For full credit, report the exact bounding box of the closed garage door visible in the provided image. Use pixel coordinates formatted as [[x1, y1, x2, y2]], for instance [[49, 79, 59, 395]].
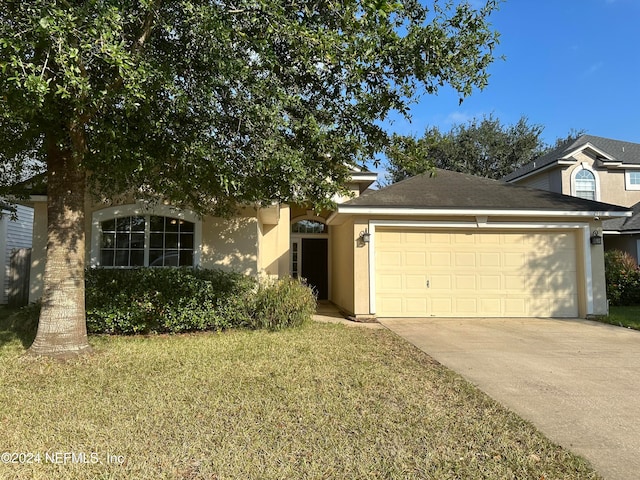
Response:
[[375, 229, 579, 318]]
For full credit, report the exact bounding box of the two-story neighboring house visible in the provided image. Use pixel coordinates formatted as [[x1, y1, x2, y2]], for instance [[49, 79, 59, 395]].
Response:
[[504, 135, 640, 262]]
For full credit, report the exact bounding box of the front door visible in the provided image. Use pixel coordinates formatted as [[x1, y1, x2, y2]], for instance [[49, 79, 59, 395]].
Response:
[[291, 237, 329, 300], [301, 238, 328, 300]]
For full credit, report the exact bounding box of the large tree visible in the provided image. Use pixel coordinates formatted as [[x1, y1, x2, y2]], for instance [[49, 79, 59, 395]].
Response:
[[385, 114, 546, 183], [0, 0, 500, 358]]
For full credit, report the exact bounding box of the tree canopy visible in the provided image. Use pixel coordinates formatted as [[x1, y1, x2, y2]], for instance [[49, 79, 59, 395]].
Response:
[[0, 0, 501, 357], [1, 0, 501, 212], [384, 114, 549, 183]]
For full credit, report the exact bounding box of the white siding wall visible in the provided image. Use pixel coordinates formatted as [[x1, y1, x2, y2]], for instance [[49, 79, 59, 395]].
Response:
[[1, 204, 34, 304]]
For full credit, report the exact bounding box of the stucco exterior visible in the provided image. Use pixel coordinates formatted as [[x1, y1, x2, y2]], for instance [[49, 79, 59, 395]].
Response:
[[25, 166, 619, 319], [506, 135, 640, 268], [28, 198, 286, 303], [327, 213, 609, 318]]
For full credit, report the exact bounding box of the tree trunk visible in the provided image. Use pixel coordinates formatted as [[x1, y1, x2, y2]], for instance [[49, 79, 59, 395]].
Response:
[[27, 132, 91, 359]]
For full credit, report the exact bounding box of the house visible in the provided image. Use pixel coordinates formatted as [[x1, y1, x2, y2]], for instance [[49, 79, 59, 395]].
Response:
[[504, 135, 640, 262], [25, 168, 629, 319], [0, 202, 34, 304]]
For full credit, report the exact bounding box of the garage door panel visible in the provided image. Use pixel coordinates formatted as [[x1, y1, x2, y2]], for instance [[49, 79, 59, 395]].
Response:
[[406, 298, 428, 314], [378, 273, 402, 290], [551, 297, 580, 316], [480, 298, 502, 315], [455, 298, 478, 314], [505, 252, 526, 267], [453, 233, 475, 244], [430, 252, 452, 267], [430, 274, 452, 289], [480, 252, 501, 267], [375, 229, 579, 318], [504, 275, 526, 291], [455, 252, 476, 267], [504, 297, 527, 316], [406, 274, 427, 290], [406, 251, 427, 266], [377, 296, 402, 316], [431, 297, 453, 314], [478, 233, 501, 244], [455, 275, 476, 290], [378, 251, 402, 266], [429, 233, 452, 244], [479, 275, 501, 290]]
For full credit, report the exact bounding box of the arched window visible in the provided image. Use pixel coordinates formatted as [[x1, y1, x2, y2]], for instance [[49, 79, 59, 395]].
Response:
[[99, 215, 195, 267], [291, 219, 327, 234], [92, 205, 200, 268], [574, 169, 596, 200]]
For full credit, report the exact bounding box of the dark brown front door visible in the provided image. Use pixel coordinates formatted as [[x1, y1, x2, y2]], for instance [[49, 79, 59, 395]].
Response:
[[301, 238, 328, 300]]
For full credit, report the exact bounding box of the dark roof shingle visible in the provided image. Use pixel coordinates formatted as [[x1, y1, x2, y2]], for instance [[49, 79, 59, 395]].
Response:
[[504, 135, 640, 182], [343, 169, 629, 214]]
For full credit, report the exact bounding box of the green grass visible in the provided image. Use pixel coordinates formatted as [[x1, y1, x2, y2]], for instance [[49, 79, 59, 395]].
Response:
[[594, 305, 640, 330], [0, 306, 601, 479]]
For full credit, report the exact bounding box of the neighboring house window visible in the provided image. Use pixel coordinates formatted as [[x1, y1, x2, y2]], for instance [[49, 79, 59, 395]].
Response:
[[625, 170, 640, 190], [571, 165, 599, 201], [91, 204, 201, 268], [575, 170, 596, 200], [100, 215, 195, 267]]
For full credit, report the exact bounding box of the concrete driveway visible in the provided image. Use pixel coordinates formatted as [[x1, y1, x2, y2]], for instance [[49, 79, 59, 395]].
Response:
[[378, 317, 640, 480]]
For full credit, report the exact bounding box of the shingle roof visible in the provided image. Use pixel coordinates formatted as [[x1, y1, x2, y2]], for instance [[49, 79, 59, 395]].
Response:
[[503, 135, 640, 182], [342, 169, 629, 214], [603, 201, 640, 232]]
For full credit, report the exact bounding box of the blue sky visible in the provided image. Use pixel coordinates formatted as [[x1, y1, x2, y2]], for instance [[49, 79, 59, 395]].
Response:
[[385, 0, 640, 147]]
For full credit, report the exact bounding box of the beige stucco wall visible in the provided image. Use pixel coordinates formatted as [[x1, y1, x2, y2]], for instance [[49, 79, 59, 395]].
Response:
[[587, 221, 608, 316], [257, 205, 290, 278], [200, 213, 258, 274], [352, 218, 371, 316], [332, 213, 609, 318], [28, 198, 262, 302], [559, 151, 640, 207], [329, 218, 355, 314]]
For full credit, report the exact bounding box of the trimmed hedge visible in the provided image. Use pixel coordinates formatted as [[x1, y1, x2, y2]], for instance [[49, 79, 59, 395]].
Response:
[[604, 250, 640, 306], [84, 268, 316, 334]]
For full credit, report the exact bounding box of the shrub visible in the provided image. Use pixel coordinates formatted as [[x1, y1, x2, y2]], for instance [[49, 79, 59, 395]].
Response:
[[85, 268, 257, 334], [247, 276, 317, 331], [21, 269, 316, 335], [604, 250, 640, 306], [84, 268, 315, 334]]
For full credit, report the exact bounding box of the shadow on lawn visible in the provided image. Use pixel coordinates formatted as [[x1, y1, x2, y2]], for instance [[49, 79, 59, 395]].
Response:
[[0, 306, 38, 349]]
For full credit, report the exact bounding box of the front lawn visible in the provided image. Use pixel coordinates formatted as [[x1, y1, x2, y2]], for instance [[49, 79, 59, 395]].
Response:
[[0, 307, 600, 479], [594, 305, 640, 330]]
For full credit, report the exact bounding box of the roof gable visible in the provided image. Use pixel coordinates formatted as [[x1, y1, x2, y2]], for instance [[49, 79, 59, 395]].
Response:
[[504, 135, 640, 182]]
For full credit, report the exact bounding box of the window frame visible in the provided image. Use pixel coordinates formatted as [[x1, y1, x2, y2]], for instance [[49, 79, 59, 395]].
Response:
[[570, 163, 600, 201], [90, 204, 201, 268], [625, 170, 640, 191]]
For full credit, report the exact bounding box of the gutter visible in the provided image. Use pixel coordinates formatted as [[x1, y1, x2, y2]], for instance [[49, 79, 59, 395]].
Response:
[[335, 206, 632, 218]]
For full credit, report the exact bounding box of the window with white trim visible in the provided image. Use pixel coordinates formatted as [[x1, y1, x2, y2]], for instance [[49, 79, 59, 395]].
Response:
[[574, 169, 596, 200], [625, 170, 640, 190], [100, 215, 195, 267], [291, 220, 327, 234]]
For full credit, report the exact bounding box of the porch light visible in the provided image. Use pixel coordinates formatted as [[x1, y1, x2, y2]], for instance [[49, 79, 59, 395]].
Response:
[[359, 229, 371, 243], [590, 231, 602, 245]]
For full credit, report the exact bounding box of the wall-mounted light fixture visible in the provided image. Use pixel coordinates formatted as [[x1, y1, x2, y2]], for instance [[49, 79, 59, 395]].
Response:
[[359, 229, 371, 243], [590, 231, 602, 245]]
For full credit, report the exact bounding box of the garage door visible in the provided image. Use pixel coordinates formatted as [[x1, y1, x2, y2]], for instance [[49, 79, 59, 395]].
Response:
[[375, 229, 579, 318]]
